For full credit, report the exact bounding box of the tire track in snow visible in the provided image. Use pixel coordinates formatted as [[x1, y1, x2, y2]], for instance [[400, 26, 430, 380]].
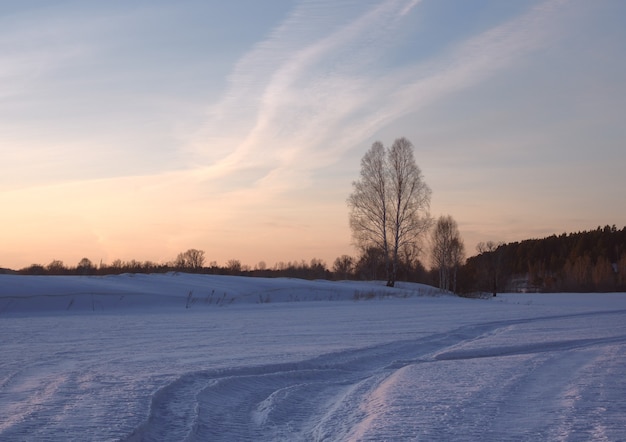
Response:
[[118, 313, 575, 440], [434, 334, 626, 361], [547, 344, 626, 441], [0, 350, 154, 440], [329, 338, 626, 440], [122, 309, 626, 441], [347, 312, 626, 441]]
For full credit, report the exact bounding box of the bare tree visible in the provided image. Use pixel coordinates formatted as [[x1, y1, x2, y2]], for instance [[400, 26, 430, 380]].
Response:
[[348, 141, 390, 281], [399, 242, 425, 281], [76, 257, 95, 275], [256, 261, 267, 271], [388, 138, 432, 285], [226, 259, 242, 274], [46, 260, 65, 274], [348, 138, 431, 287], [431, 215, 465, 293], [333, 255, 354, 280], [175, 249, 206, 270], [186, 249, 205, 269], [355, 247, 386, 281]]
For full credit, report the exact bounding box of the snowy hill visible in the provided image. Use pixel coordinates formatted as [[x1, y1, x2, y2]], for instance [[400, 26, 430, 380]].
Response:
[[0, 273, 438, 314]]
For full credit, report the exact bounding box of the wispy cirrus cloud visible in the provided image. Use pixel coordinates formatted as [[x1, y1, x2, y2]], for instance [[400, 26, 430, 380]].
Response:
[[190, 0, 568, 198], [0, 27, 85, 100], [190, 0, 424, 184]]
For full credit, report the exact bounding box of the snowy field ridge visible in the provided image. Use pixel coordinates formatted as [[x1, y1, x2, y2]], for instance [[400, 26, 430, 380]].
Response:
[[0, 273, 436, 313], [1, 274, 625, 441]]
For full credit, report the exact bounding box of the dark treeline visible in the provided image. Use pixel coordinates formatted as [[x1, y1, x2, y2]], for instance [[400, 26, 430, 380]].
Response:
[[9, 225, 626, 293], [11, 247, 431, 283], [13, 255, 335, 280], [459, 225, 626, 294]]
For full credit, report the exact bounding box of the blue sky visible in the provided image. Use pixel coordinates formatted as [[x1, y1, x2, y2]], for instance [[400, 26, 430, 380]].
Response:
[[1, 0, 625, 269]]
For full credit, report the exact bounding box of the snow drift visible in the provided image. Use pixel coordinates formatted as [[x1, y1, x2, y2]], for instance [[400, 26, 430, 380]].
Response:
[[0, 273, 436, 313]]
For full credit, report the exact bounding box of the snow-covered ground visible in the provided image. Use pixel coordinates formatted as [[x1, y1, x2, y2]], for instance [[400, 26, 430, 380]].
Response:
[[1, 273, 625, 441]]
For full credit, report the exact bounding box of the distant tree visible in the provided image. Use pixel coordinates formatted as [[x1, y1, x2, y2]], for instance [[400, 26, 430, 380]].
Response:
[[174, 253, 187, 269], [76, 257, 95, 275], [431, 215, 465, 293], [476, 241, 505, 296], [309, 258, 328, 279], [396, 242, 430, 283], [186, 249, 205, 269], [226, 259, 242, 274], [354, 247, 386, 281], [333, 255, 354, 280], [592, 256, 614, 291], [109, 259, 124, 270], [46, 260, 65, 274], [563, 254, 592, 291], [175, 249, 205, 270], [22, 264, 46, 275], [348, 137, 431, 287]]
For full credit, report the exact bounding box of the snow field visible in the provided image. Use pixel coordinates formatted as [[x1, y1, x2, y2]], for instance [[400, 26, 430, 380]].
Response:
[[1, 274, 625, 441]]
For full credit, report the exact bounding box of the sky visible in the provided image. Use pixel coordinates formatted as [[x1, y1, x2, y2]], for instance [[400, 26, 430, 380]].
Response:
[[1, 0, 625, 270]]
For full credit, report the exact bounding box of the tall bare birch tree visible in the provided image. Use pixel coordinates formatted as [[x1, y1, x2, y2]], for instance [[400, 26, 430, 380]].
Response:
[[431, 215, 465, 293], [348, 138, 431, 287]]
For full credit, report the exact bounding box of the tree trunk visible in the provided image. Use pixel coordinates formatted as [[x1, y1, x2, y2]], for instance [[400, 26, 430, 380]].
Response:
[[387, 257, 397, 287]]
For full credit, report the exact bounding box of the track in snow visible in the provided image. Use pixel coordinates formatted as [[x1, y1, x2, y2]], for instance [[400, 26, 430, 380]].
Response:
[[124, 310, 626, 441]]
